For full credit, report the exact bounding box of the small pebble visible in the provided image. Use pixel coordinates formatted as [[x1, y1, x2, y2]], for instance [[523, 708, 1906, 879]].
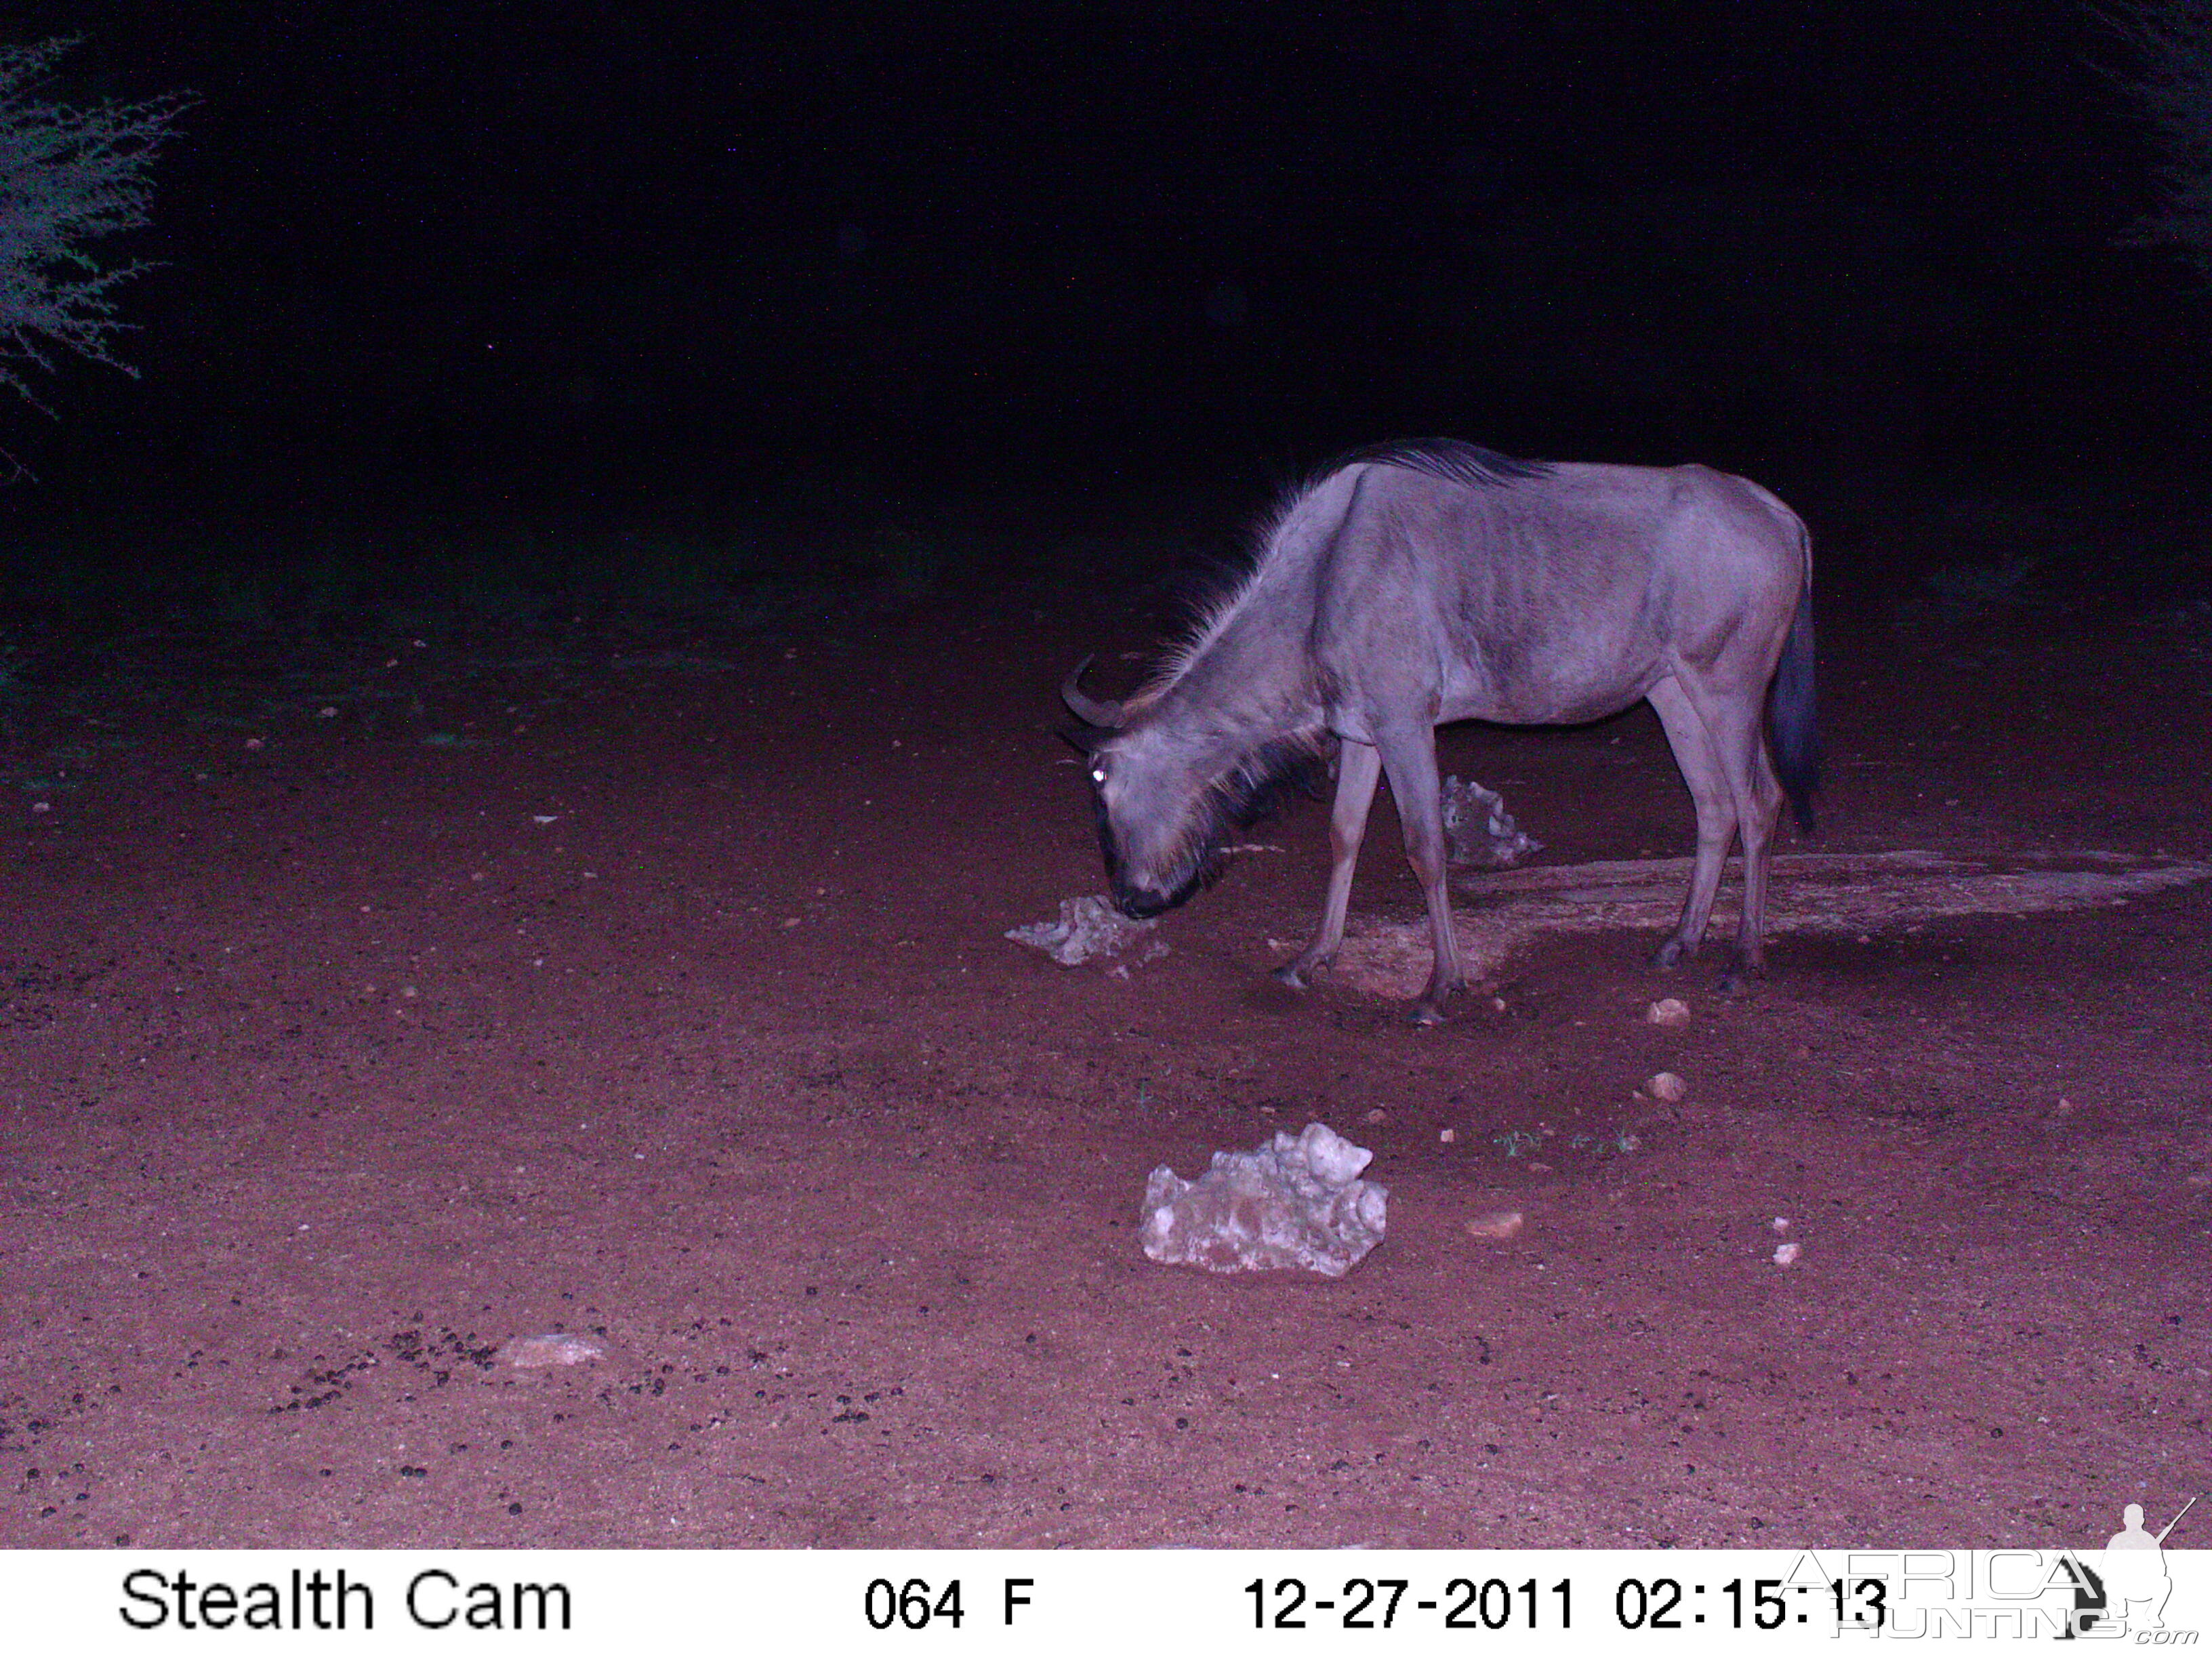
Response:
[[1646, 997, 1691, 1027], [1465, 1210, 1525, 1242], [1437, 1127, 1456, 1145], [1646, 1071, 1687, 1103], [1773, 1242, 1801, 1267], [1771, 1216, 1793, 1233]]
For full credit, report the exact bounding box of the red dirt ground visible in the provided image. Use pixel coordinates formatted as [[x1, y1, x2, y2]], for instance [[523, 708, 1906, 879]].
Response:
[[2, 525, 2207, 1551]]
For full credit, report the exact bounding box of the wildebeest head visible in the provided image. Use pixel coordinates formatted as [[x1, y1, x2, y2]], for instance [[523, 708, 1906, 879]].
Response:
[[1064, 659, 1324, 920]]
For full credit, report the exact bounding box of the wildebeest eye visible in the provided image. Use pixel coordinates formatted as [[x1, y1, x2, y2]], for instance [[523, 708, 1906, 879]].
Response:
[[1090, 762, 1108, 785]]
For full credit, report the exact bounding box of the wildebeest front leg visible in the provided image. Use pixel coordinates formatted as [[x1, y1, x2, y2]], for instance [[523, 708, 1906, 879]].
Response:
[[1275, 739, 1382, 989], [1376, 725, 1465, 1024], [1645, 676, 1738, 968]]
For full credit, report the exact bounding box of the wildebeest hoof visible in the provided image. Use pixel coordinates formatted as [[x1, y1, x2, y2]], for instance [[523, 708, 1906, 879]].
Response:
[[1410, 978, 1465, 1025], [1272, 962, 1313, 990], [1716, 957, 1763, 995], [1653, 937, 1690, 969]]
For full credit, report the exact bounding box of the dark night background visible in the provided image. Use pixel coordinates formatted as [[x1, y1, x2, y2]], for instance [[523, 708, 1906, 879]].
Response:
[[7, 1, 2205, 598]]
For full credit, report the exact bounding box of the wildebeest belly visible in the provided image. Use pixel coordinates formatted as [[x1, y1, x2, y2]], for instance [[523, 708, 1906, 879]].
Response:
[[1437, 631, 1665, 726]]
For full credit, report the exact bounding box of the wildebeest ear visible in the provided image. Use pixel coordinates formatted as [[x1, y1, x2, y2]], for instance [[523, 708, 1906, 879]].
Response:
[[1057, 723, 1107, 755]]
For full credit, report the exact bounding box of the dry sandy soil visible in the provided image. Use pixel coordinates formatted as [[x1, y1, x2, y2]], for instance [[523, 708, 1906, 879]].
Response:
[[2, 508, 2207, 1551]]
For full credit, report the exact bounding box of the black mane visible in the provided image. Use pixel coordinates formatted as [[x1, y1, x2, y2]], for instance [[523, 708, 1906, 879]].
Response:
[[1170, 733, 1332, 902], [1180, 440, 1550, 656], [1334, 436, 1553, 489], [1212, 732, 1332, 834]]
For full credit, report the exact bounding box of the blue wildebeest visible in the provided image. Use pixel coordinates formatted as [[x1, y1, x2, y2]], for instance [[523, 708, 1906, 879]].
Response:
[[1064, 439, 1818, 1023]]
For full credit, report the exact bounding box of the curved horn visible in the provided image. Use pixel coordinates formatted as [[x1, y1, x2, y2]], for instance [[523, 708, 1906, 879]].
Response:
[[1061, 655, 1126, 729]]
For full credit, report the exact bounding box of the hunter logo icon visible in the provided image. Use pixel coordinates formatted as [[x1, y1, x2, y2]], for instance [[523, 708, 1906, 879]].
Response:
[[2078, 1494, 2200, 1637], [2104, 1496, 2198, 1632]]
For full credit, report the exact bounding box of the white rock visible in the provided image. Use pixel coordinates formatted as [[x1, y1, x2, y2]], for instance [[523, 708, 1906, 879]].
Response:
[[1140, 1122, 1388, 1278], [1646, 1070, 1687, 1103], [1772, 1242, 1801, 1267], [1006, 895, 1158, 966], [1646, 998, 1692, 1027], [1441, 777, 1543, 867], [496, 1333, 605, 1368]]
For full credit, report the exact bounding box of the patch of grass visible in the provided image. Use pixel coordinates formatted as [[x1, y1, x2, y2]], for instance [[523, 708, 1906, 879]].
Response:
[[1490, 1127, 1638, 1158], [1566, 1130, 1641, 1155]]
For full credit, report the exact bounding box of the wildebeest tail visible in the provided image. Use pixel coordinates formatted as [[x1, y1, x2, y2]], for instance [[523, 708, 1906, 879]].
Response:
[[1767, 556, 1819, 834]]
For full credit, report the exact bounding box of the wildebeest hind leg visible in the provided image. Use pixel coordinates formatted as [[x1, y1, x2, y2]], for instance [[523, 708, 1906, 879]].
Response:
[[1275, 739, 1382, 989], [1666, 673, 1784, 987], [1646, 677, 1738, 968], [1701, 691, 1785, 983]]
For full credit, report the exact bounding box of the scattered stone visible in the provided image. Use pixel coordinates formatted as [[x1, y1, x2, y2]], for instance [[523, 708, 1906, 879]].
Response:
[[1646, 1070, 1688, 1103], [496, 1333, 605, 1368], [1441, 777, 1542, 867], [1465, 1209, 1525, 1242], [1771, 1216, 1793, 1233], [1140, 1122, 1388, 1279], [1438, 1127, 1456, 1145], [1362, 1107, 1388, 1124], [1772, 1242, 1802, 1267], [1007, 895, 1159, 967], [1646, 998, 1692, 1027]]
